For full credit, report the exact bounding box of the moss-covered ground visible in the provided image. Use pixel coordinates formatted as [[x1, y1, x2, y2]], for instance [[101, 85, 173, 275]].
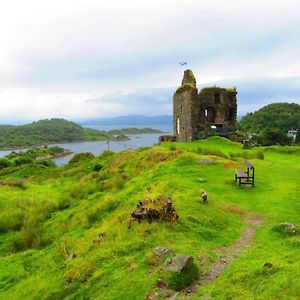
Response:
[[0, 137, 299, 299]]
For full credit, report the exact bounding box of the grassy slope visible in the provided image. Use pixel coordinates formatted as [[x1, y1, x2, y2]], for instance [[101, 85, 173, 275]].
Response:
[[0, 137, 299, 299]]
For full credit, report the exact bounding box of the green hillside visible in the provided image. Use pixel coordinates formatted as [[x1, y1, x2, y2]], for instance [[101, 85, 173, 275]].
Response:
[[238, 102, 300, 134], [0, 119, 126, 149], [0, 137, 299, 299]]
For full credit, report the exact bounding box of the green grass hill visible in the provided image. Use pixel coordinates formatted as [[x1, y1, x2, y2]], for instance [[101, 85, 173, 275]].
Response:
[[0, 137, 299, 299], [0, 119, 126, 149]]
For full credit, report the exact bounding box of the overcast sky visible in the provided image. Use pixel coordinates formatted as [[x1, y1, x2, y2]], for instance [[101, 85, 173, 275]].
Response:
[[0, 0, 300, 122]]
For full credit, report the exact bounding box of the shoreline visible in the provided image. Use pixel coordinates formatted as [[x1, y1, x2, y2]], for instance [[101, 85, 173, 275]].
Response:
[[0, 137, 131, 151]]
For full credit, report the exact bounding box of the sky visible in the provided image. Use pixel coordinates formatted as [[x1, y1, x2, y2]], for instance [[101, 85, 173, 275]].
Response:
[[0, 0, 300, 122]]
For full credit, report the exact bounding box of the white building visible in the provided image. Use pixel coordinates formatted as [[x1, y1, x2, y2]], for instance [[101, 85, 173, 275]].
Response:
[[287, 129, 298, 142]]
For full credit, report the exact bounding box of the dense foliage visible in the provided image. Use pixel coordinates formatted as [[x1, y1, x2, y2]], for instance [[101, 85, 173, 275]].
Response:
[[0, 137, 299, 299], [0, 146, 68, 170], [238, 102, 300, 134], [0, 119, 117, 149], [238, 102, 300, 146]]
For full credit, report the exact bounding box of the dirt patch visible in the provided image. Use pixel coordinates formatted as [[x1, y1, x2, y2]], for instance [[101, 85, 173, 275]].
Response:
[[223, 161, 242, 169], [185, 212, 263, 297]]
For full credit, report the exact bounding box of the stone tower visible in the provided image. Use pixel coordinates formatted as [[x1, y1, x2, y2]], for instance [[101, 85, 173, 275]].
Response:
[[173, 70, 237, 142]]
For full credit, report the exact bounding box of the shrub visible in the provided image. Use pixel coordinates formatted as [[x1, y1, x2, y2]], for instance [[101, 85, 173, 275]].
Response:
[[12, 219, 51, 251], [0, 158, 14, 169], [93, 164, 103, 172], [229, 151, 264, 160], [0, 210, 25, 233], [0, 179, 26, 189], [35, 159, 56, 167], [14, 156, 34, 165], [196, 147, 227, 158], [68, 152, 95, 164]]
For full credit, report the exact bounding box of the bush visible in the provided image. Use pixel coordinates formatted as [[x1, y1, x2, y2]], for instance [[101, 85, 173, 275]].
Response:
[[35, 159, 56, 167], [229, 151, 264, 160], [14, 156, 34, 165], [0, 158, 14, 169], [196, 147, 227, 158], [93, 164, 103, 171], [12, 219, 51, 251], [68, 152, 95, 164], [0, 210, 25, 233], [0, 179, 26, 189], [256, 130, 293, 146]]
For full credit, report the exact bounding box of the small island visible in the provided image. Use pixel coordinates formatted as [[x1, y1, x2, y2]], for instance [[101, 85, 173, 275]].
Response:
[[107, 127, 163, 135]]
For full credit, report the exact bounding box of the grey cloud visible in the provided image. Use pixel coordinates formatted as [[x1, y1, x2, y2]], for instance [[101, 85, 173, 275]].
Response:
[[84, 77, 300, 117]]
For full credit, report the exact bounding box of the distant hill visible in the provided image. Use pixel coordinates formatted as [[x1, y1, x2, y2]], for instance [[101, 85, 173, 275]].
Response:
[[77, 115, 173, 126], [107, 128, 163, 135], [238, 102, 300, 134], [0, 118, 125, 149]]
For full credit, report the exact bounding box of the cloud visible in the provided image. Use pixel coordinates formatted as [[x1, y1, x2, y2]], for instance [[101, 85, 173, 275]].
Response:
[[0, 0, 300, 121]]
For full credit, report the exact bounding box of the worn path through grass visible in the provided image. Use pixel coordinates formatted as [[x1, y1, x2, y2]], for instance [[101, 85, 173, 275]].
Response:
[[186, 212, 263, 297]]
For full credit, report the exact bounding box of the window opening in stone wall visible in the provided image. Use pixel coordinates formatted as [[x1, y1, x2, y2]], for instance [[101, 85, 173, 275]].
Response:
[[176, 118, 180, 135], [207, 107, 215, 123], [205, 109, 208, 117], [214, 93, 221, 104]]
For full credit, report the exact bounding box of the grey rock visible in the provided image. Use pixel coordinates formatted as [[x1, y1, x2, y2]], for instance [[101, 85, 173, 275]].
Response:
[[280, 222, 297, 233], [153, 247, 172, 259], [164, 254, 193, 274]]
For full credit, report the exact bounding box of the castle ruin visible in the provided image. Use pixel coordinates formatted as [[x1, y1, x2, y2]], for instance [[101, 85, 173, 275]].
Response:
[[173, 70, 237, 142]]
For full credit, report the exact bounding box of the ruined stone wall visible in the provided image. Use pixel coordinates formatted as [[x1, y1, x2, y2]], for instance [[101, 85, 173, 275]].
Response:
[[173, 70, 199, 142], [173, 87, 198, 142], [173, 70, 237, 141], [198, 87, 237, 130]]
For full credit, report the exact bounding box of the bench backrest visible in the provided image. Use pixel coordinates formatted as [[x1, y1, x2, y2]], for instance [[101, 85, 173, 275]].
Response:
[[244, 160, 254, 170]]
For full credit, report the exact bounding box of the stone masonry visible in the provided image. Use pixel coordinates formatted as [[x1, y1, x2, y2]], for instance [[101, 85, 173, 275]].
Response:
[[173, 70, 237, 142]]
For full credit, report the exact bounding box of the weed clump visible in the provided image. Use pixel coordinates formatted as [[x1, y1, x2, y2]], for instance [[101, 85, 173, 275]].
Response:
[[0, 179, 26, 189], [196, 147, 227, 158], [12, 220, 51, 251], [229, 151, 264, 160], [68, 152, 95, 165]]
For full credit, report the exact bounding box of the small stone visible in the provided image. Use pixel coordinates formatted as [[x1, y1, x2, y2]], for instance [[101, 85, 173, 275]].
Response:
[[263, 262, 273, 268], [156, 278, 166, 288], [280, 222, 297, 233], [160, 289, 171, 298], [153, 247, 172, 258], [93, 232, 105, 243]]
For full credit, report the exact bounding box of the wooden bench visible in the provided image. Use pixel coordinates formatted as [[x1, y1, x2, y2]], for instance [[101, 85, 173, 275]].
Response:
[[235, 160, 255, 187]]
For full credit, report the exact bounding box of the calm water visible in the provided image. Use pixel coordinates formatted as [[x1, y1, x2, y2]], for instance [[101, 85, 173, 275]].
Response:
[[0, 124, 172, 166]]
